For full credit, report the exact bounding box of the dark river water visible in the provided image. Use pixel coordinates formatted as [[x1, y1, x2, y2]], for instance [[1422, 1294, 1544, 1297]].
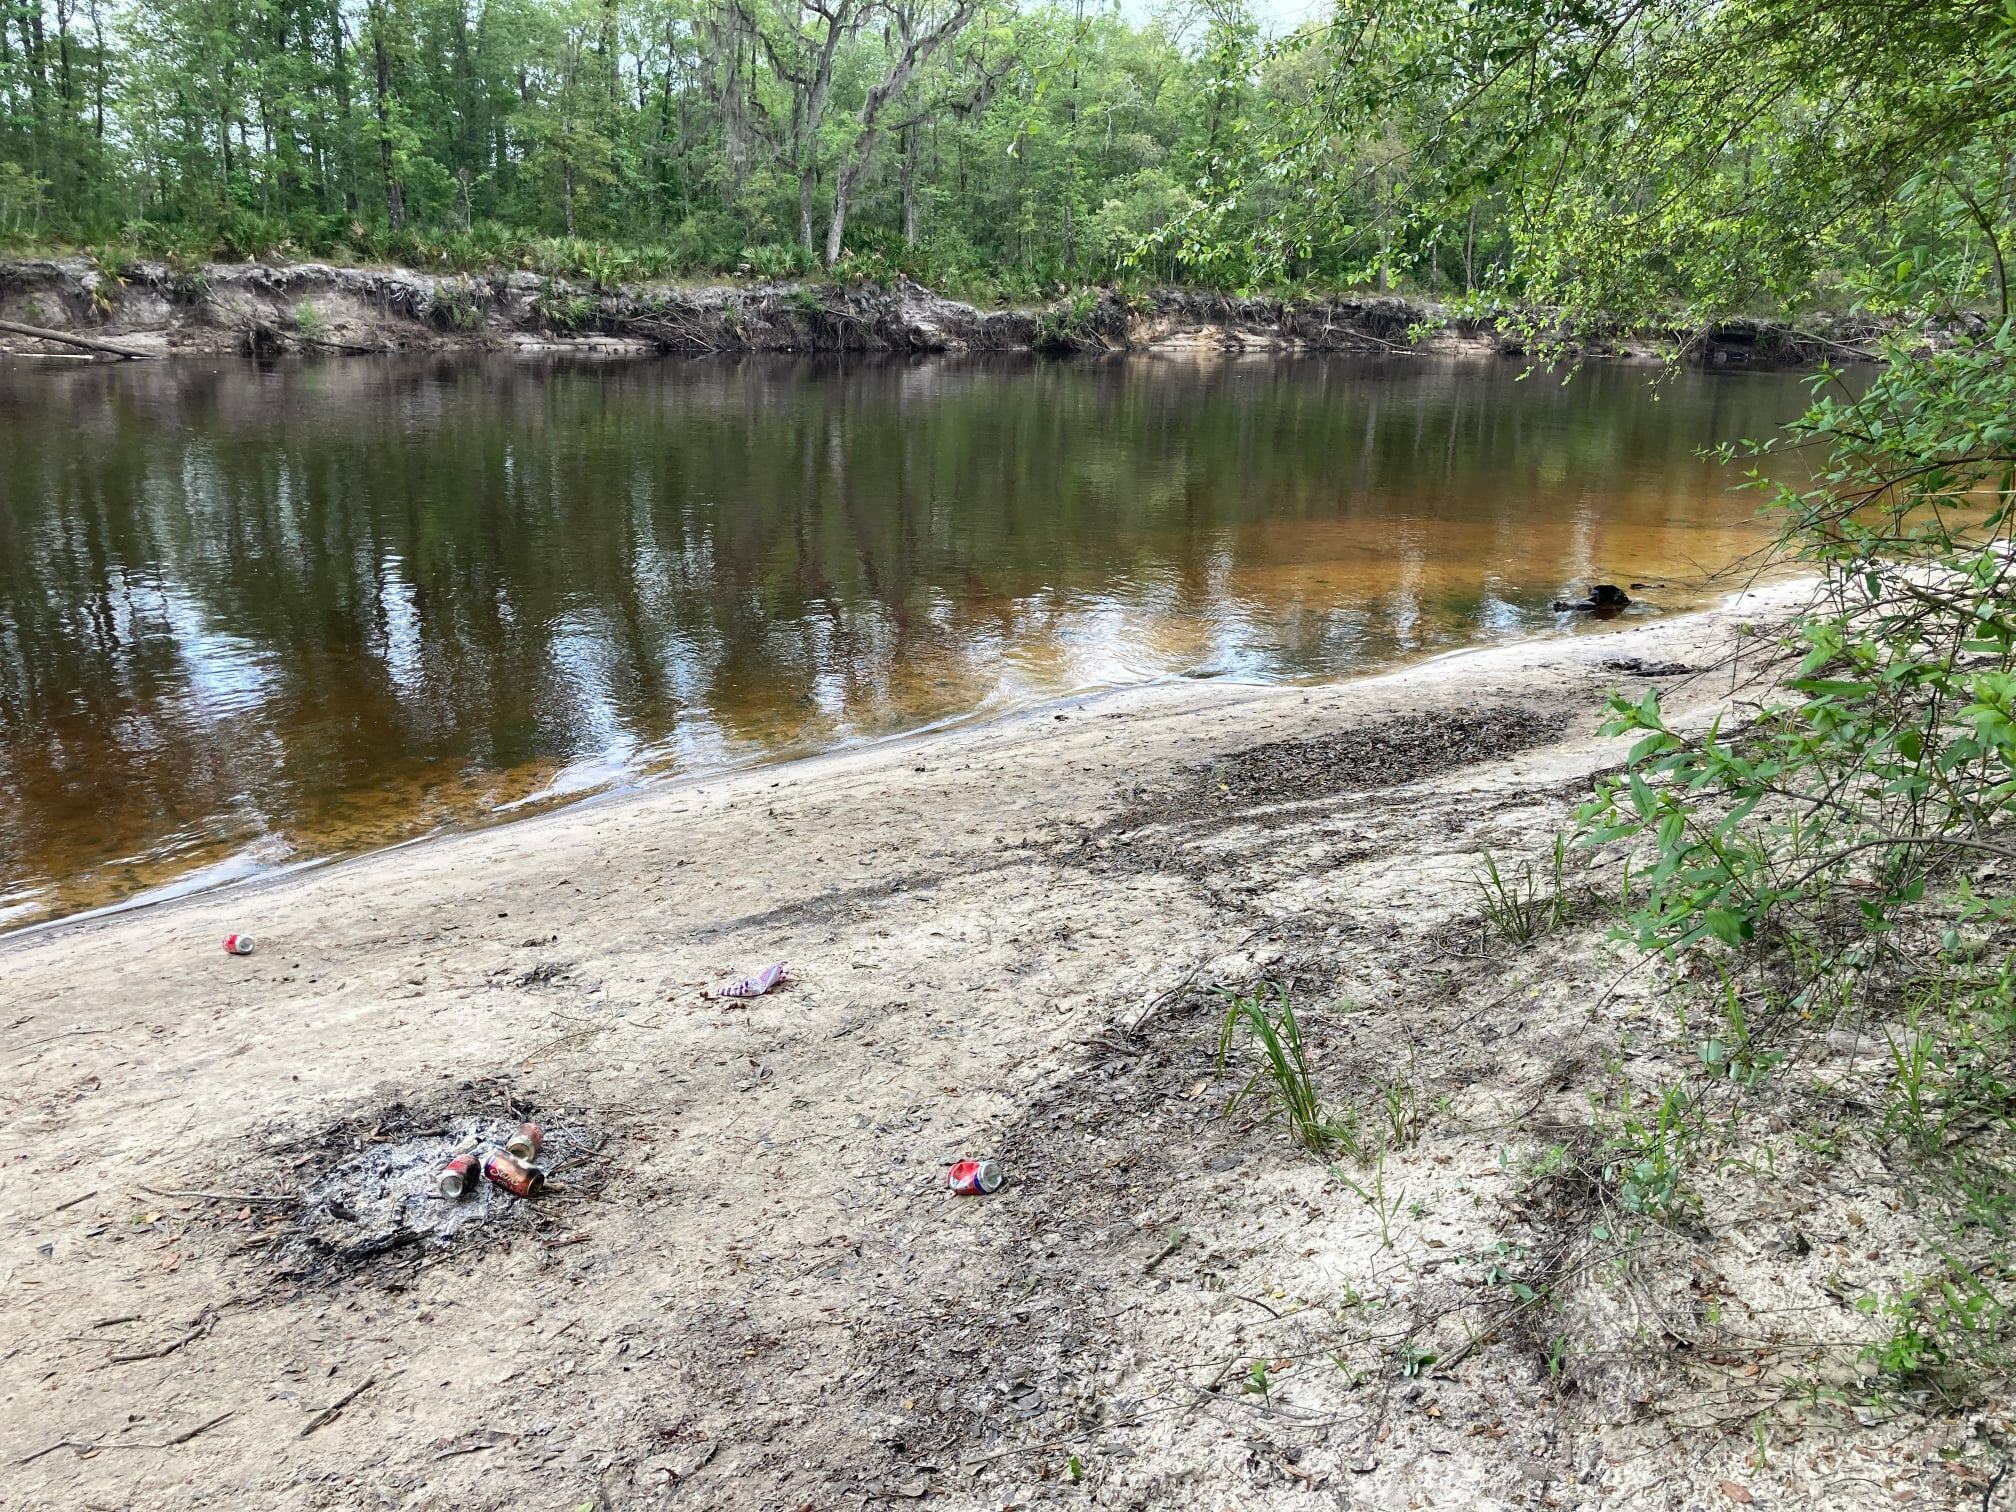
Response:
[[0, 352, 1817, 929]]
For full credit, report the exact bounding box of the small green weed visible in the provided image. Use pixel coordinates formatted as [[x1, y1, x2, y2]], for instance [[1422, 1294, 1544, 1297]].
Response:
[[1377, 1052, 1424, 1147], [1601, 1081, 1697, 1222], [1474, 838, 1574, 943], [1217, 984, 1355, 1156], [1330, 1146, 1404, 1248]]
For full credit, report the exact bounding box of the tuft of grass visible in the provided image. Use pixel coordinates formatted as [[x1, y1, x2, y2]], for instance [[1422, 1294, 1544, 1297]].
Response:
[[1331, 1145, 1403, 1248], [1378, 1060, 1424, 1148], [1216, 984, 1357, 1157], [1473, 837, 1575, 943]]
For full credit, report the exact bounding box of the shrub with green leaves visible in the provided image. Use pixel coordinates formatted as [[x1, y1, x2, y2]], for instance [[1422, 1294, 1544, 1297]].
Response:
[[1580, 329, 2016, 966]]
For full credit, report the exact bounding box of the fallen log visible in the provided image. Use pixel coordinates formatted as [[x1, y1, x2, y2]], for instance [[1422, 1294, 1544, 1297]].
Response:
[[0, 317, 159, 360]]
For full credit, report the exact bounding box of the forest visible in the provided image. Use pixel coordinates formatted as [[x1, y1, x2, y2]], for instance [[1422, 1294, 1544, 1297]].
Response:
[[0, 0, 1352, 294], [5, 0, 2011, 317]]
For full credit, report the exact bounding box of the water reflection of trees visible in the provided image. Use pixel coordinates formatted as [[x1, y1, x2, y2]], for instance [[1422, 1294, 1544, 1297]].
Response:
[[0, 354, 1806, 922]]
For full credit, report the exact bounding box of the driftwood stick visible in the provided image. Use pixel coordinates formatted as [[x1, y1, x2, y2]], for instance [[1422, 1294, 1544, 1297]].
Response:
[[0, 318, 157, 360], [148, 1410, 236, 1448], [107, 1307, 218, 1364], [300, 334, 386, 355], [138, 1184, 295, 1205], [299, 1377, 377, 1438], [16, 1410, 234, 1465]]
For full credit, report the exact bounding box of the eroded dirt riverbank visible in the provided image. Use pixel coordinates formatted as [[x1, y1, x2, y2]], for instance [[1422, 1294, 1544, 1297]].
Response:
[[0, 256, 1892, 362], [0, 588, 1986, 1509]]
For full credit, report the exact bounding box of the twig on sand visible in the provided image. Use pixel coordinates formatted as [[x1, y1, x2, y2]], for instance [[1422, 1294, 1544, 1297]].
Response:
[[108, 1307, 219, 1364], [1129, 925, 1271, 1034], [300, 1376, 378, 1437], [5, 1026, 117, 1058], [151, 1411, 237, 1448], [138, 1184, 295, 1205], [18, 1410, 235, 1464], [1230, 1293, 1284, 1319], [433, 1430, 510, 1461], [1143, 1228, 1189, 1275], [961, 1435, 1091, 1471], [48, 1190, 99, 1214], [18, 1438, 96, 1465]]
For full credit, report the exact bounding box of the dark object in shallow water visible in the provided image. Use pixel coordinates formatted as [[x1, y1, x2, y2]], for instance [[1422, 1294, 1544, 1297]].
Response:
[[1553, 583, 1632, 613]]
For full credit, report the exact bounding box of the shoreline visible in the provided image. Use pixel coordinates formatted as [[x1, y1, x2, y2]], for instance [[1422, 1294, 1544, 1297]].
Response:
[[0, 585, 1783, 951], [11, 577, 1975, 1512]]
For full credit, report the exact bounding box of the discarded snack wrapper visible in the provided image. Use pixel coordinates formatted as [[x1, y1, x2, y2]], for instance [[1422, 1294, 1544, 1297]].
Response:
[[716, 960, 788, 999], [222, 932, 255, 956], [947, 1158, 1005, 1195], [437, 1153, 480, 1199], [506, 1122, 544, 1161], [483, 1151, 545, 1198]]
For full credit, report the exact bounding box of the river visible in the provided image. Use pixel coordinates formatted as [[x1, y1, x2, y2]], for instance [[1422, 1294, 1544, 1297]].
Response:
[[0, 351, 1817, 928]]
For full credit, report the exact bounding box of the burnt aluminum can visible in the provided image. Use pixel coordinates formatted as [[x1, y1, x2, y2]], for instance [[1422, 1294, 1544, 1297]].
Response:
[[947, 1158, 1005, 1195], [222, 932, 255, 955], [483, 1150, 546, 1198], [505, 1122, 544, 1161], [437, 1153, 480, 1199]]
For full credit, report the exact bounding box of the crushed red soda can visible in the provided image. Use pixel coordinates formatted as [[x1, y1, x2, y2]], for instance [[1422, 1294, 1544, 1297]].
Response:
[[947, 1159, 1005, 1195], [222, 932, 255, 956], [505, 1122, 544, 1161], [716, 960, 788, 999], [483, 1151, 545, 1198], [437, 1153, 480, 1199]]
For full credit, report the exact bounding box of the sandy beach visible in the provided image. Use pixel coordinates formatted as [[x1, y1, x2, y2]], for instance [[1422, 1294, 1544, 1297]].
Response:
[[1, 584, 1971, 1509]]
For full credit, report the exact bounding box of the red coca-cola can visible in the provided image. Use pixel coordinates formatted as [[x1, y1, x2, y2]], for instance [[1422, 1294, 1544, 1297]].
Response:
[[947, 1158, 1005, 1195], [483, 1151, 545, 1198], [506, 1122, 544, 1161], [437, 1153, 480, 1199], [222, 932, 255, 956]]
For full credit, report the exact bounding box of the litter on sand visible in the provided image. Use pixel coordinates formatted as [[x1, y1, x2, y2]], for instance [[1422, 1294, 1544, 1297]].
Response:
[[715, 961, 788, 999], [947, 1159, 1005, 1195]]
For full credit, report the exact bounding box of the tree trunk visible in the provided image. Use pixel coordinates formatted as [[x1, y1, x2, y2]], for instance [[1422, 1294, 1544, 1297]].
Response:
[[371, 11, 404, 229], [799, 167, 817, 256], [900, 124, 918, 247], [88, 0, 105, 138], [0, 318, 158, 359], [821, 0, 982, 268], [824, 180, 850, 266], [327, 0, 355, 212]]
